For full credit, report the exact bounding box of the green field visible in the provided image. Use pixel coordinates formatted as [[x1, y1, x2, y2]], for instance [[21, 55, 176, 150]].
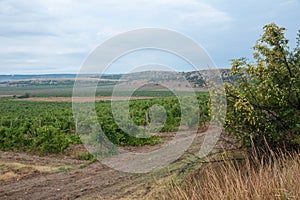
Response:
[[0, 93, 210, 154]]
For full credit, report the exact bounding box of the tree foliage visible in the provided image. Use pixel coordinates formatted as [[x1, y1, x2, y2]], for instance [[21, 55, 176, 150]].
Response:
[[225, 23, 300, 151]]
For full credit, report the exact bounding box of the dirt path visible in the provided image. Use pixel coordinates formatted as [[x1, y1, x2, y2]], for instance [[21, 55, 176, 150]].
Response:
[[12, 96, 158, 102], [0, 160, 139, 200], [0, 127, 220, 200], [0, 150, 162, 200]]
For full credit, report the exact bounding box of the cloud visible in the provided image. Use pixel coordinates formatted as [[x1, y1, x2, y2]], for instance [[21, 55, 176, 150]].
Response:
[[279, 0, 299, 5], [0, 0, 234, 74], [0, 0, 299, 74], [1, 0, 233, 38], [96, 27, 126, 38]]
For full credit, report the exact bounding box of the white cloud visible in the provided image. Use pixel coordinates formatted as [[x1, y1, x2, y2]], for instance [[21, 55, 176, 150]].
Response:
[[279, 0, 299, 5], [0, 0, 234, 74], [96, 27, 126, 38], [0, 0, 299, 74]]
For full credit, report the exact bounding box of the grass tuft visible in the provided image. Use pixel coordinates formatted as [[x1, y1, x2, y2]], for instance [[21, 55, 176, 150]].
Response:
[[148, 150, 300, 200]]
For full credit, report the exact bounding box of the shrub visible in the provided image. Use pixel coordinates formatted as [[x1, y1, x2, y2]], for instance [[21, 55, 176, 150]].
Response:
[[225, 23, 300, 152]]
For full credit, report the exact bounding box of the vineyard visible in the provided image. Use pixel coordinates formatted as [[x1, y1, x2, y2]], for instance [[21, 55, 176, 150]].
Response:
[[0, 93, 210, 155]]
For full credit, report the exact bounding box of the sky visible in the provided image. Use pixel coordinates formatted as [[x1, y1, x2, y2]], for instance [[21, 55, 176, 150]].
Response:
[[0, 0, 299, 74]]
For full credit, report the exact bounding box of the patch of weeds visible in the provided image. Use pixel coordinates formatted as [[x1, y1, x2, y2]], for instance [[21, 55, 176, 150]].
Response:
[[77, 152, 97, 161], [79, 160, 96, 169], [54, 166, 72, 174]]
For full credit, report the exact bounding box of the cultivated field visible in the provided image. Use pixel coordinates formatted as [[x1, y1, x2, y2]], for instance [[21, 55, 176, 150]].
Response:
[[0, 76, 213, 199]]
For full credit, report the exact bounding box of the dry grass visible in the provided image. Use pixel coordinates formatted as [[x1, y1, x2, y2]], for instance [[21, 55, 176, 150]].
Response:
[[148, 151, 300, 200], [0, 172, 16, 182], [0, 162, 60, 182], [0, 162, 57, 172]]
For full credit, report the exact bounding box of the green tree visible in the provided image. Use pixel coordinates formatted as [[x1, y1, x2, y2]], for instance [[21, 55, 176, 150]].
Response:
[[225, 23, 300, 151]]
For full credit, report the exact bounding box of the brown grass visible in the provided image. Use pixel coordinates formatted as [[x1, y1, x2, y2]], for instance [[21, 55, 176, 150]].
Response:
[[148, 151, 300, 200], [13, 96, 158, 102], [0, 162, 60, 182]]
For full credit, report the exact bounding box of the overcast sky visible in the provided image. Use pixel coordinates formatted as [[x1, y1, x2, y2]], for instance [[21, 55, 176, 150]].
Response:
[[0, 0, 299, 74]]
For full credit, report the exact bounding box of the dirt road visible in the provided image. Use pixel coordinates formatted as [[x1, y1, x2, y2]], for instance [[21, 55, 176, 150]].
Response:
[[0, 127, 219, 200]]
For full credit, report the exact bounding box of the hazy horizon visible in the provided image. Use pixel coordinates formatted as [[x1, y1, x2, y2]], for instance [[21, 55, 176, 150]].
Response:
[[0, 67, 231, 76]]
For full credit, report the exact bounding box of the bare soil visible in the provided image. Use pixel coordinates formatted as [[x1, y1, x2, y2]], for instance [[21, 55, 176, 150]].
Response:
[[0, 127, 219, 200], [13, 96, 158, 102]]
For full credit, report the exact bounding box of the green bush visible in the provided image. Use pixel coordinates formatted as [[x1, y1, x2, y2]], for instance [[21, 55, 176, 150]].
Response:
[[225, 23, 300, 152], [34, 126, 70, 154]]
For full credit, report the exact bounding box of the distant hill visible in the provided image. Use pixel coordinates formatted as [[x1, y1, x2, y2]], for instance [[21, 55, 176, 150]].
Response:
[[0, 74, 124, 83], [122, 69, 232, 87], [0, 69, 233, 86], [0, 74, 77, 83]]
